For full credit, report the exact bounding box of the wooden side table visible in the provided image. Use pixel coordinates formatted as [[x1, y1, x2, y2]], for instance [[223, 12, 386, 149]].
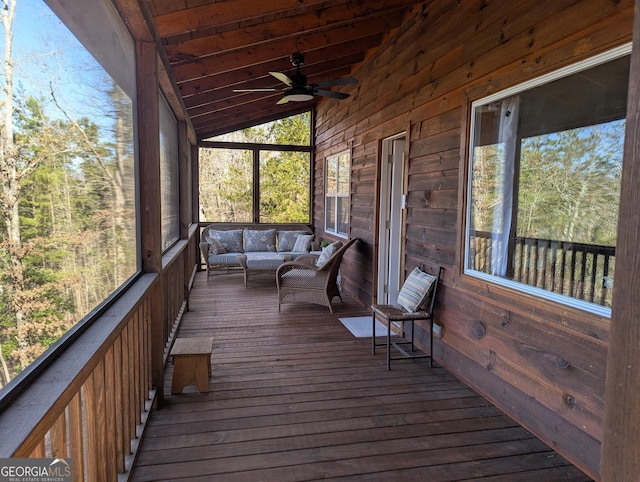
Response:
[[170, 337, 213, 394]]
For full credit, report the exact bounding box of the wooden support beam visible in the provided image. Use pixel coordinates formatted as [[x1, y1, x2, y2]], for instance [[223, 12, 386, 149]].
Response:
[[136, 40, 165, 403], [601, 0, 640, 478]]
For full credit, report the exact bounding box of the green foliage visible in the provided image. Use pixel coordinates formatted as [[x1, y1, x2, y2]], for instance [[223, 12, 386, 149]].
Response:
[[259, 150, 310, 223]]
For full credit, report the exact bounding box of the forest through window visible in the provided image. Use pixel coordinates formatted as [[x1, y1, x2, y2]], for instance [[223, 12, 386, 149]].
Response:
[[0, 0, 138, 389], [199, 112, 311, 224]]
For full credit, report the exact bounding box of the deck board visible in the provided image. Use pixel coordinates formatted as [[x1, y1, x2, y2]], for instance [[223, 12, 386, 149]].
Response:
[[131, 271, 591, 481]]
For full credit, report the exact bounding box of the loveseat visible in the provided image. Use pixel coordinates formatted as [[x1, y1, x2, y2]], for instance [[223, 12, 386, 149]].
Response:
[[199, 223, 316, 287]]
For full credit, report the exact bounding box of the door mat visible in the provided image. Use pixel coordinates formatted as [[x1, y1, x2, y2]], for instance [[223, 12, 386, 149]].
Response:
[[339, 316, 387, 338]]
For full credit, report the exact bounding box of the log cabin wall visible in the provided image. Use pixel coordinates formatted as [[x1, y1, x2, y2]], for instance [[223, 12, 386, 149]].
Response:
[[313, 1, 634, 479]]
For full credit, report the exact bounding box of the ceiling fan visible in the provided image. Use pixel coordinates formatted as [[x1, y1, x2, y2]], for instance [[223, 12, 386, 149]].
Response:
[[233, 52, 357, 104]]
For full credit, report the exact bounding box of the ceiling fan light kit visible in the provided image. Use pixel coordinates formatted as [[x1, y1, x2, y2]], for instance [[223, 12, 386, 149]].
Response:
[[233, 52, 357, 104], [283, 86, 314, 102]]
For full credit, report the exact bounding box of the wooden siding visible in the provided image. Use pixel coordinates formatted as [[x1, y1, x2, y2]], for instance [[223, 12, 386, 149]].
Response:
[[313, 1, 634, 479], [131, 271, 590, 481]]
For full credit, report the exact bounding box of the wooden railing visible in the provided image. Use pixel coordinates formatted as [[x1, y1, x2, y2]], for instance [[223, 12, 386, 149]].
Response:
[[469, 231, 615, 307], [0, 227, 199, 481]]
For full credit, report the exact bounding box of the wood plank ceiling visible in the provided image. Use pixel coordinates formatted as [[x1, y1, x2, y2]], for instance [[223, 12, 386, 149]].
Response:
[[146, 0, 424, 139]]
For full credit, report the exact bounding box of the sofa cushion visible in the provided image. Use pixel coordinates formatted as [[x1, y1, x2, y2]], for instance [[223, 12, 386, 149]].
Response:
[[205, 235, 226, 254], [292, 234, 314, 253], [277, 230, 308, 252], [315, 241, 343, 267], [208, 252, 242, 265], [208, 229, 243, 253], [244, 229, 276, 252], [243, 252, 287, 269]]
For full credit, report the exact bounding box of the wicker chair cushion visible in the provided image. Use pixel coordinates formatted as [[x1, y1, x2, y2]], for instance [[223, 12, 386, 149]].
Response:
[[208, 229, 243, 253], [280, 268, 326, 289], [315, 241, 343, 267], [397, 267, 437, 312], [244, 229, 276, 252], [277, 230, 309, 252]]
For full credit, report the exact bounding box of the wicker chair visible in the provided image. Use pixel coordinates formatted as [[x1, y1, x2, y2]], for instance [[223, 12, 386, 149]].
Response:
[[276, 238, 358, 313]]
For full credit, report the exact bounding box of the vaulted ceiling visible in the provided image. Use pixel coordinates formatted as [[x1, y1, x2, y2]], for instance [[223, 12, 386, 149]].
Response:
[[146, 0, 424, 140]]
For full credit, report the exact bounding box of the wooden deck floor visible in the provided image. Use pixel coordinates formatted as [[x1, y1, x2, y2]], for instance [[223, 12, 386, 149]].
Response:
[[131, 271, 592, 481]]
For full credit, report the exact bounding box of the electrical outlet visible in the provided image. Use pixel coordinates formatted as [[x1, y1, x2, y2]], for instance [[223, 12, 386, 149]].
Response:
[[432, 322, 444, 338]]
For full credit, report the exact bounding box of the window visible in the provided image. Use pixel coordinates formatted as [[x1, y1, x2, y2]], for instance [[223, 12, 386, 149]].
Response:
[[199, 147, 253, 222], [325, 151, 350, 237], [0, 0, 138, 386], [159, 93, 179, 250], [199, 112, 311, 224], [465, 45, 630, 316]]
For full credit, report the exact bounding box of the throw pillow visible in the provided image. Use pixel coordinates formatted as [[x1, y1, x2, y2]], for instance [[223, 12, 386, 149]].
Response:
[[292, 234, 314, 252], [277, 230, 308, 252], [244, 229, 277, 252], [205, 235, 226, 255], [397, 267, 437, 313], [315, 241, 343, 267], [209, 229, 244, 253]]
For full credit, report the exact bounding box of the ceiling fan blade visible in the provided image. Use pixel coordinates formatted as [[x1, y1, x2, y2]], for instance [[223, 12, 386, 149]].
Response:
[[312, 77, 358, 88], [232, 88, 278, 92], [313, 89, 350, 100], [276, 96, 290, 105], [269, 71, 293, 86]]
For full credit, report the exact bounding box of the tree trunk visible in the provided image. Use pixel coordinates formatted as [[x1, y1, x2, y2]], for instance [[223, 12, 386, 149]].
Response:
[[0, 344, 10, 388], [0, 0, 29, 371]]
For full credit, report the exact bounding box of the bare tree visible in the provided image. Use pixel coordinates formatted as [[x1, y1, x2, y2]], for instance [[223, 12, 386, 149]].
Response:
[[0, 0, 29, 375], [0, 0, 63, 378]]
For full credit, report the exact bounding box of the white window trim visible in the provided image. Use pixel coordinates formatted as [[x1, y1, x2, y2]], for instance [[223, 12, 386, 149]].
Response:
[[464, 43, 632, 318]]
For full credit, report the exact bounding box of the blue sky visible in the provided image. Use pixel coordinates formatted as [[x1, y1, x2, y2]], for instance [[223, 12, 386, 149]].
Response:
[[8, 0, 115, 126]]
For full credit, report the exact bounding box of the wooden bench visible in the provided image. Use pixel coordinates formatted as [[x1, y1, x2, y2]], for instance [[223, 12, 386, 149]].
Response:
[[170, 337, 213, 394]]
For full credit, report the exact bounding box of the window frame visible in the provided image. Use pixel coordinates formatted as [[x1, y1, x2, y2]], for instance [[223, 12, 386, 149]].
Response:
[[198, 112, 313, 225], [463, 43, 632, 318], [198, 143, 312, 224], [324, 150, 351, 238]]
